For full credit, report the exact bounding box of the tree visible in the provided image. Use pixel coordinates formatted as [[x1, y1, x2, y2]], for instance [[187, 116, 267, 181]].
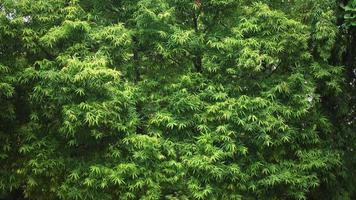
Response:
[[0, 0, 354, 199]]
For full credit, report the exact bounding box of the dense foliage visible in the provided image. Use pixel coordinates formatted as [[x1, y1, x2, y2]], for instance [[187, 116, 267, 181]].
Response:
[[0, 0, 355, 199]]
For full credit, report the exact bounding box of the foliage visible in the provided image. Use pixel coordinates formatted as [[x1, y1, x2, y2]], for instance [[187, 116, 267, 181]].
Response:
[[0, 0, 354, 199], [343, 0, 356, 27]]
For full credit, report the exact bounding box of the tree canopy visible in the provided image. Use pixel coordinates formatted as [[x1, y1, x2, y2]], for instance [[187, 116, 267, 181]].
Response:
[[0, 0, 355, 199]]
